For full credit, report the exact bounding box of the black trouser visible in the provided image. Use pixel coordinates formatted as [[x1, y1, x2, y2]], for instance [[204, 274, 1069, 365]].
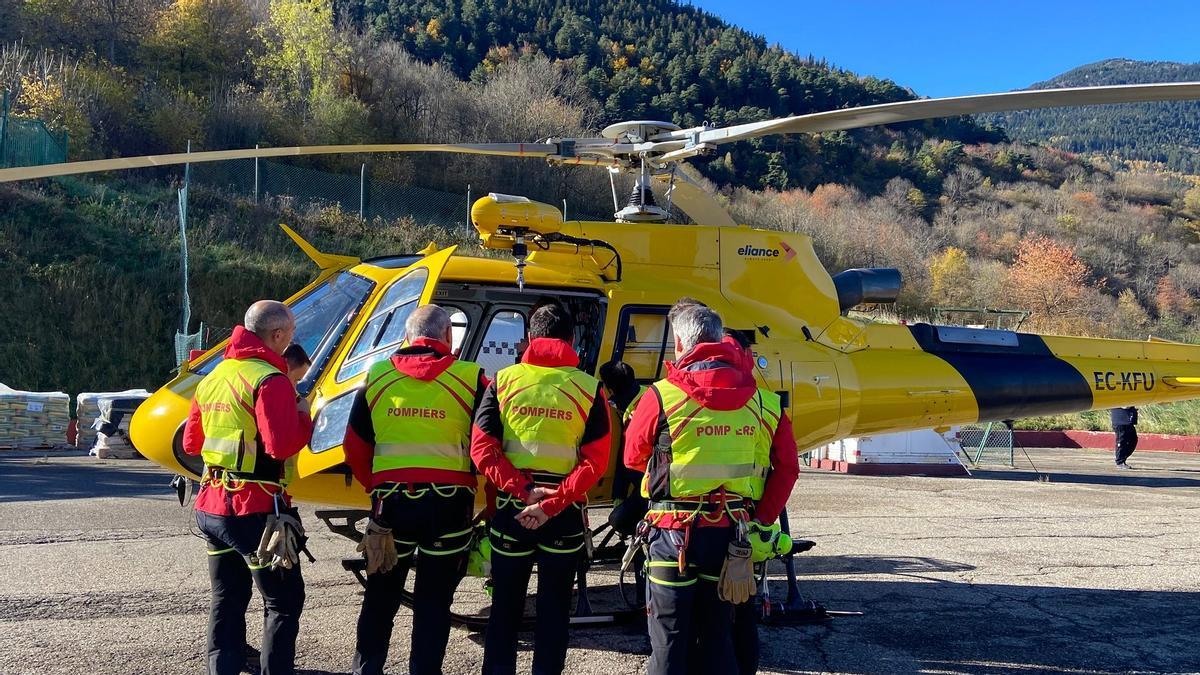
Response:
[[645, 525, 737, 675], [352, 485, 474, 675], [483, 499, 586, 675], [1115, 424, 1138, 464], [732, 598, 759, 675], [196, 509, 306, 675]]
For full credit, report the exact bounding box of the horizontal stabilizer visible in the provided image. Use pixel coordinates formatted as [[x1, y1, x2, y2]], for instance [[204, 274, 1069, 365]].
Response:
[[1161, 376, 1200, 387], [280, 224, 359, 270]]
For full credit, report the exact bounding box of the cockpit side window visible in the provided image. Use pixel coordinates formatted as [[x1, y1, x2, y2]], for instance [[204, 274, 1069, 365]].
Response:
[[336, 268, 429, 382]]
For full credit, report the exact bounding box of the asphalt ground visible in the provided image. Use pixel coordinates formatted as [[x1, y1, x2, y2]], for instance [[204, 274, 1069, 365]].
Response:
[[1, 448, 1197, 675]]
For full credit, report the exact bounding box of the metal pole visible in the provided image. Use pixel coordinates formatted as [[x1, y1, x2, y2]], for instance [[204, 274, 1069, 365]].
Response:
[[562, 198, 567, 221], [466, 184, 471, 230], [974, 422, 994, 465], [0, 90, 8, 166], [359, 163, 366, 221], [253, 144, 260, 204], [179, 140, 192, 335]]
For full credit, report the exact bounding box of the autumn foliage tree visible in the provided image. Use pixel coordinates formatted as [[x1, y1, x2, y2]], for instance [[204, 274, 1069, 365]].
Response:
[[928, 247, 972, 307], [1007, 236, 1093, 327]]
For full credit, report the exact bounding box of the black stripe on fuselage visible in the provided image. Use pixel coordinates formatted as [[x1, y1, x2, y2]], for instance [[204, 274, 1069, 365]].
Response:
[[907, 323, 1093, 422]]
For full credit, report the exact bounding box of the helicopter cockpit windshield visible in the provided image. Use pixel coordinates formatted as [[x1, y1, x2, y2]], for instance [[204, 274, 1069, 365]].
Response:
[[191, 271, 376, 391]]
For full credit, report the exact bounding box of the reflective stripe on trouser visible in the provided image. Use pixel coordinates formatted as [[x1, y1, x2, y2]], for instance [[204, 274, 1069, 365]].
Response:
[[482, 500, 585, 675], [645, 525, 738, 675], [354, 486, 473, 675], [196, 510, 305, 675]]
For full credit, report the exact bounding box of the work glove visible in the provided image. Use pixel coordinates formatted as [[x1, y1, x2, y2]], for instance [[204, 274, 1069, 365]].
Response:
[[265, 513, 304, 571], [718, 537, 756, 605], [747, 520, 793, 563], [356, 520, 398, 576], [254, 514, 278, 568]]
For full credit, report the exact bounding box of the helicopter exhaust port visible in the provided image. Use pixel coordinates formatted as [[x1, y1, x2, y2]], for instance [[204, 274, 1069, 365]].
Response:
[[832, 268, 902, 312]]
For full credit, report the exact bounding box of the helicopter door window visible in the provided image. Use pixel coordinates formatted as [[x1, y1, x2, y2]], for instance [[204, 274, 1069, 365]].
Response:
[[609, 306, 676, 381], [336, 268, 429, 382], [613, 306, 673, 383], [447, 308, 470, 356], [475, 310, 526, 378]]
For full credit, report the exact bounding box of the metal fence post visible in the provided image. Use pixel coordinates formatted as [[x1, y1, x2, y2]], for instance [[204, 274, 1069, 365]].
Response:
[[0, 90, 8, 167], [466, 184, 471, 230], [359, 163, 366, 221], [254, 144, 260, 204]]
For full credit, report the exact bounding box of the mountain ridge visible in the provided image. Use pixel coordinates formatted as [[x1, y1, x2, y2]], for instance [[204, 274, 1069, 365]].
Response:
[[983, 58, 1200, 172]]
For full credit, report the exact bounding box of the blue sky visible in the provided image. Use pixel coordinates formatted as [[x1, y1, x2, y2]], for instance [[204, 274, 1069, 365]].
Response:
[[689, 1, 1200, 97]]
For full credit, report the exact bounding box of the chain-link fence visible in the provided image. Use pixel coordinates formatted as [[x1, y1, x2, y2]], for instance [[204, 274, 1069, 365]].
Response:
[[958, 422, 1015, 466], [0, 91, 68, 168], [191, 158, 473, 228]]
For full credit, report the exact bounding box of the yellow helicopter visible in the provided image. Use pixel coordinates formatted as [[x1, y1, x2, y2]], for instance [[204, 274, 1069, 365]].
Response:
[[6, 83, 1200, 624]]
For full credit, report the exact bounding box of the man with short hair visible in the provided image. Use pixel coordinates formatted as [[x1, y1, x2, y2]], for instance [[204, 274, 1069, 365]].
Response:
[[625, 305, 799, 675], [343, 304, 487, 675], [471, 304, 611, 675], [282, 343, 311, 388], [183, 300, 314, 675]]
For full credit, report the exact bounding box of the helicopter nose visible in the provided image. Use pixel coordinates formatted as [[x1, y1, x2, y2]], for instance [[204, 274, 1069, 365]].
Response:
[[130, 384, 200, 478]]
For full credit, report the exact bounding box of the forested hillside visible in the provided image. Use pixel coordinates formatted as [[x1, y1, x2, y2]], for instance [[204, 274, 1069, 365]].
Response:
[[984, 59, 1200, 172], [335, 0, 1003, 190]]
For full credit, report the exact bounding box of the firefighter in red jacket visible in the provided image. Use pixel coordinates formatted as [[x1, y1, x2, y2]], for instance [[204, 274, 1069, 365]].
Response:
[[624, 305, 800, 675], [470, 303, 611, 675], [182, 300, 314, 675], [342, 305, 488, 675]]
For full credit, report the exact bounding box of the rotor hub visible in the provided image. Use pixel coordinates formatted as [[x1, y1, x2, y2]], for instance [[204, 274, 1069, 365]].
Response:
[[600, 120, 682, 144]]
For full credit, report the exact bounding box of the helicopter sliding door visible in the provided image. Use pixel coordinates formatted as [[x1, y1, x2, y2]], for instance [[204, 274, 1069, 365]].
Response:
[[296, 247, 457, 479]]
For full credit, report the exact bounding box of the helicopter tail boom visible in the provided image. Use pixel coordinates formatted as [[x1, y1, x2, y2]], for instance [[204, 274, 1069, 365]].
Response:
[[841, 323, 1200, 440]]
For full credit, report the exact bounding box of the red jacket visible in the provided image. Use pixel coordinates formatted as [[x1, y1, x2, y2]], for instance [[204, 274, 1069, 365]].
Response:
[[470, 338, 611, 517], [623, 340, 799, 528], [183, 326, 314, 516], [343, 337, 487, 491]]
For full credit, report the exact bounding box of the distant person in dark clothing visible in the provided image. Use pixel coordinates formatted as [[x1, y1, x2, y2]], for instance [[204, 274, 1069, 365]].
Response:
[[1111, 406, 1138, 469]]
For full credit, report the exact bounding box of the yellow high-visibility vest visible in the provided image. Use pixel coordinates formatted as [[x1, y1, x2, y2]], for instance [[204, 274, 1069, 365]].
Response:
[[195, 357, 285, 480], [495, 363, 598, 475], [641, 380, 781, 499], [366, 357, 482, 474]]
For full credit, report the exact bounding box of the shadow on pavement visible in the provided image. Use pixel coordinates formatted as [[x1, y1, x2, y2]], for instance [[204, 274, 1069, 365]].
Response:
[[0, 457, 169, 503], [765, 579, 1199, 674], [568, 578, 1200, 674], [790, 555, 975, 576], [969, 468, 1200, 489]]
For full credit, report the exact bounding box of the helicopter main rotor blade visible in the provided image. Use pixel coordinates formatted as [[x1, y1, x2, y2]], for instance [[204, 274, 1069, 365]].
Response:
[[651, 82, 1200, 150], [0, 142, 558, 183]]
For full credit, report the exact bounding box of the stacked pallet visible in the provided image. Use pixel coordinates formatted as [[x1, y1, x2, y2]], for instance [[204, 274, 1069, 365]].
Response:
[[76, 389, 150, 451], [0, 384, 70, 449], [810, 427, 969, 476]]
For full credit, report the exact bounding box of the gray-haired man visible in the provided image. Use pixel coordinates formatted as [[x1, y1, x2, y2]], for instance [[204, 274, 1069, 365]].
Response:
[[343, 304, 488, 675]]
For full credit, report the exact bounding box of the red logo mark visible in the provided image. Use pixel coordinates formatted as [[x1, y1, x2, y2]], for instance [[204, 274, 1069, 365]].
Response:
[[779, 241, 797, 262]]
